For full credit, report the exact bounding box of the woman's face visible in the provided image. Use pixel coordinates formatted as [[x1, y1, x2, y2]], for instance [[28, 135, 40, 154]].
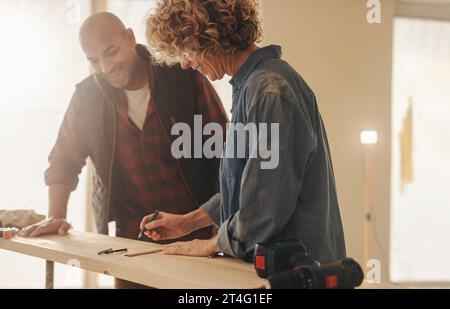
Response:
[[180, 51, 226, 81]]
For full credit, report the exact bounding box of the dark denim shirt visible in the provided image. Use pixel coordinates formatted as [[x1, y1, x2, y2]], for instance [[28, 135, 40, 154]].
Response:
[[201, 45, 346, 262]]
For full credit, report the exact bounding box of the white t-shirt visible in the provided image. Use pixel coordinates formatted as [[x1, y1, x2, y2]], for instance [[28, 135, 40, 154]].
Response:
[[124, 84, 150, 130]]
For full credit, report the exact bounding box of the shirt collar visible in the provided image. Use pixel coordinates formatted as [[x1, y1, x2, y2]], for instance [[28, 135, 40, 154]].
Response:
[[229, 45, 282, 90]]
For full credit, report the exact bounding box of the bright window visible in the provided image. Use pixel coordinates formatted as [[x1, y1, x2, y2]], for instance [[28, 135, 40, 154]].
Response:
[[0, 0, 91, 288], [391, 17, 450, 283]]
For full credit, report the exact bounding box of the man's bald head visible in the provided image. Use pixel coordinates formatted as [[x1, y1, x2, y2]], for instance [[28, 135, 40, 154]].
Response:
[[79, 12, 140, 89], [79, 12, 126, 44]]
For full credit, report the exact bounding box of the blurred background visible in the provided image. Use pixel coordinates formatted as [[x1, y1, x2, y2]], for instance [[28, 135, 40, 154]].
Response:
[[0, 0, 449, 288]]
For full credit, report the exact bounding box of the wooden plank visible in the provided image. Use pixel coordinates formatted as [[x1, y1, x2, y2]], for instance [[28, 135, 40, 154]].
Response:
[[359, 281, 411, 289], [0, 231, 266, 289], [0, 231, 409, 289]]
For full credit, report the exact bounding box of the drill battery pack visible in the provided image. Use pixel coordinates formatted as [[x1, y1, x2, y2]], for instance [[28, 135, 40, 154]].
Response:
[[254, 239, 315, 278]]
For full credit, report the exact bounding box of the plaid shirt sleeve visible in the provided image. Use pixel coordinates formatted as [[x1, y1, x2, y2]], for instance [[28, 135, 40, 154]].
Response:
[[44, 90, 89, 191]]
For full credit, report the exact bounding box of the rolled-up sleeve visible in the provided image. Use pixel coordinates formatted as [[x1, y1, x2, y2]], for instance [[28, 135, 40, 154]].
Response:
[[217, 83, 315, 260], [44, 90, 89, 191], [200, 193, 221, 227]]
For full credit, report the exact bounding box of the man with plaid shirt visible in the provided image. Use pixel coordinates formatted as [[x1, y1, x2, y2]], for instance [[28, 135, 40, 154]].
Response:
[[19, 13, 227, 288]]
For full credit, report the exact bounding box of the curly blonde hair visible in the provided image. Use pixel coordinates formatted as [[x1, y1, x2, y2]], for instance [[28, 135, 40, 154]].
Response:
[[146, 0, 262, 64]]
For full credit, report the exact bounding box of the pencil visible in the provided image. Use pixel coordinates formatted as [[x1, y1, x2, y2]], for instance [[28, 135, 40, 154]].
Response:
[[137, 210, 160, 240]]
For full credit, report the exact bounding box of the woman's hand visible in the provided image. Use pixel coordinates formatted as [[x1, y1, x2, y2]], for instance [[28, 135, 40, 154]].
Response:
[[140, 211, 192, 241], [140, 209, 214, 241], [161, 236, 220, 257]]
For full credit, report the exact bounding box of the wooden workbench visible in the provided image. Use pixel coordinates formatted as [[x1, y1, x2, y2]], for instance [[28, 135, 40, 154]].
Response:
[[0, 231, 407, 289], [0, 231, 266, 289]]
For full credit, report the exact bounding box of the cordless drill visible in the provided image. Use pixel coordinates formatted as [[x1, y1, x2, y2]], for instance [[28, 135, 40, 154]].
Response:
[[254, 239, 364, 289]]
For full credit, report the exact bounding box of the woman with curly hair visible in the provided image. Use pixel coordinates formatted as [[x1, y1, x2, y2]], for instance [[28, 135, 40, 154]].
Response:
[[141, 0, 346, 263]]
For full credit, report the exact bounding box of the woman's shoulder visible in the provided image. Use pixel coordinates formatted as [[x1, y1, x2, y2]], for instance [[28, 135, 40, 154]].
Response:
[[244, 60, 301, 97], [245, 67, 288, 95], [249, 58, 314, 96]]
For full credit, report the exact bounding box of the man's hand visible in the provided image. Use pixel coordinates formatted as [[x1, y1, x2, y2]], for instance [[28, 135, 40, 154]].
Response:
[[140, 211, 192, 241], [18, 218, 72, 237], [161, 237, 220, 257]]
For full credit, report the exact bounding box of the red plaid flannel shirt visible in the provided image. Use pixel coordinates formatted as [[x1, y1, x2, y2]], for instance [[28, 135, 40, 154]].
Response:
[[112, 74, 228, 241]]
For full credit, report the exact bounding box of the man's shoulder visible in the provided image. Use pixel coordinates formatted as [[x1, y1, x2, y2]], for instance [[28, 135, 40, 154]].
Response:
[[75, 74, 100, 94], [72, 74, 108, 112]]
